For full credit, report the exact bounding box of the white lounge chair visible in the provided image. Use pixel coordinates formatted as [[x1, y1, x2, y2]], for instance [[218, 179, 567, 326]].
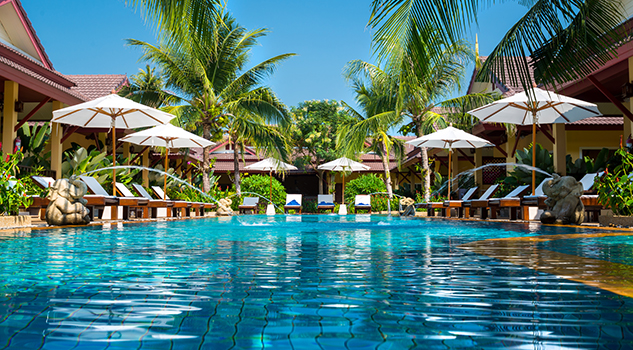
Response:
[[317, 194, 335, 213], [354, 195, 371, 213], [239, 197, 259, 214], [284, 194, 302, 214]]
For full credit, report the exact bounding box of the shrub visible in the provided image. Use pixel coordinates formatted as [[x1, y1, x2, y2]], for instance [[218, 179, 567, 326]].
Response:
[[303, 198, 318, 213], [0, 152, 33, 215], [595, 147, 633, 216], [241, 174, 286, 213], [344, 174, 386, 205]]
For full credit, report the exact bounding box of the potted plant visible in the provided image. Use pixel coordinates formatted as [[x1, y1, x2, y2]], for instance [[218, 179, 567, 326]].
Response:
[[0, 151, 33, 228], [595, 147, 633, 227]]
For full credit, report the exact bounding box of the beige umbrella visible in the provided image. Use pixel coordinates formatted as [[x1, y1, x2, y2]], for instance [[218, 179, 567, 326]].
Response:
[[406, 125, 494, 200], [120, 124, 215, 194], [468, 87, 601, 195], [52, 94, 176, 195], [317, 157, 369, 206], [245, 157, 297, 203]]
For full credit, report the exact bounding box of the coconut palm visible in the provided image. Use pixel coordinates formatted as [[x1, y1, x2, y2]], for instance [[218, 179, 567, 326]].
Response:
[[128, 11, 294, 193], [118, 65, 176, 108], [369, 0, 625, 93], [338, 62, 405, 199]]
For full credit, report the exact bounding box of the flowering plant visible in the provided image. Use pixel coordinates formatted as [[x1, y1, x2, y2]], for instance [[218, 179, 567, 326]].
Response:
[[0, 151, 33, 215], [594, 147, 633, 216]]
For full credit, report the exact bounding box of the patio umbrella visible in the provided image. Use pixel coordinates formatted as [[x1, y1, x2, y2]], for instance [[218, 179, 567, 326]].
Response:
[[246, 157, 297, 204], [468, 87, 601, 194], [318, 157, 369, 206], [119, 123, 215, 194], [406, 125, 494, 200], [51, 94, 176, 195]]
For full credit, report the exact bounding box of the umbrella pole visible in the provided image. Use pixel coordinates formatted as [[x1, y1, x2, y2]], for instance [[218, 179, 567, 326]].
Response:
[[342, 172, 345, 205], [532, 117, 536, 196], [448, 149, 452, 200], [112, 122, 116, 196], [164, 141, 169, 196]]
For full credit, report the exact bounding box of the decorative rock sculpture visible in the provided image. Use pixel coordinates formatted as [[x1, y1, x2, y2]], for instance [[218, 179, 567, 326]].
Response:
[[400, 197, 416, 217], [540, 174, 585, 225], [216, 198, 233, 216], [45, 176, 91, 225]]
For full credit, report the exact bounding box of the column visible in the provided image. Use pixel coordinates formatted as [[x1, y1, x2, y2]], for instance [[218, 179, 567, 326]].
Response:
[[552, 124, 566, 175], [142, 147, 149, 187], [628, 57, 633, 141], [123, 143, 131, 164], [474, 148, 483, 189], [505, 132, 517, 172], [2, 81, 18, 154], [50, 101, 64, 179]]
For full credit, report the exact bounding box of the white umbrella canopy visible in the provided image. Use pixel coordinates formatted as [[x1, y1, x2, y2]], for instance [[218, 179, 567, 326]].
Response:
[[406, 126, 494, 200], [120, 124, 215, 194], [51, 94, 176, 195], [468, 87, 601, 194], [246, 158, 298, 202], [318, 157, 370, 205]]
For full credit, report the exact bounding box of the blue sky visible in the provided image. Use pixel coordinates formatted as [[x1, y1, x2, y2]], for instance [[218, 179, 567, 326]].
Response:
[[24, 1, 528, 109]]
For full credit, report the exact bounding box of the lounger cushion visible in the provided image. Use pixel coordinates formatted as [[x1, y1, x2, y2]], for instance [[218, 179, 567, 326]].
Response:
[[286, 199, 301, 206]]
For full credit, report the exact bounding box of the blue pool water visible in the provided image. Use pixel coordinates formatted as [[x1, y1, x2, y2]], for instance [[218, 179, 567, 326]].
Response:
[[0, 215, 632, 349]]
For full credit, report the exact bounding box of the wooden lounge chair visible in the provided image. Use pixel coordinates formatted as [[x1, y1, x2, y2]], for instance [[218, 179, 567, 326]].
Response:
[[520, 177, 553, 220], [79, 176, 142, 220], [284, 194, 302, 214], [117, 182, 174, 219], [151, 186, 195, 217], [239, 197, 259, 214], [441, 187, 478, 218], [37, 175, 117, 221], [461, 184, 500, 219], [487, 184, 531, 220], [131, 184, 174, 218], [28, 176, 55, 219], [317, 194, 335, 213], [354, 195, 371, 214], [579, 172, 605, 222]]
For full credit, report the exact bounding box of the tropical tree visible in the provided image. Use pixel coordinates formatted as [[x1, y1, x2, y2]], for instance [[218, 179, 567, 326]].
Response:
[[290, 100, 356, 194], [128, 11, 294, 194], [337, 61, 405, 199], [118, 65, 176, 108], [369, 1, 625, 95]]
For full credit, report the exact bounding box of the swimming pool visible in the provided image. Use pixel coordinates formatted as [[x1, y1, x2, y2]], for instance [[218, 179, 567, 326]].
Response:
[[0, 215, 632, 349]]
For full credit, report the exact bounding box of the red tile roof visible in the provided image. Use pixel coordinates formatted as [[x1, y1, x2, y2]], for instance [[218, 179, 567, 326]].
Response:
[[472, 56, 536, 97], [568, 116, 623, 126], [66, 74, 129, 100]]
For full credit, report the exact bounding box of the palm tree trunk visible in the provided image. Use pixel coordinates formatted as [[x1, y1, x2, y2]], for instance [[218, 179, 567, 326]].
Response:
[[232, 135, 241, 196], [381, 142, 393, 199], [202, 122, 211, 193], [317, 169, 324, 194], [415, 116, 431, 201]]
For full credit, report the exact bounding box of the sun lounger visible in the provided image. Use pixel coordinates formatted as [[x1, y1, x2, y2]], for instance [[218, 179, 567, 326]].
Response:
[[151, 186, 197, 217], [239, 197, 259, 214], [487, 184, 531, 220], [284, 194, 302, 214], [519, 177, 553, 220], [354, 195, 371, 213], [317, 194, 335, 213], [28, 176, 56, 219], [578, 172, 606, 222], [441, 187, 478, 218], [461, 184, 500, 218], [131, 183, 174, 218], [79, 176, 142, 220]]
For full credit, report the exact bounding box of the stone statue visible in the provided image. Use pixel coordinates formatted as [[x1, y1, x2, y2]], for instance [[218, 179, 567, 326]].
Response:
[[540, 174, 585, 225], [216, 198, 233, 216], [45, 176, 91, 225], [400, 197, 415, 216]]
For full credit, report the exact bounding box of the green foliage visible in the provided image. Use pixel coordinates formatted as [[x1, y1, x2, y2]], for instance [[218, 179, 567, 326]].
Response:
[[241, 174, 286, 213], [61, 147, 139, 194], [566, 148, 610, 180], [17, 122, 50, 168], [290, 100, 355, 169], [505, 143, 554, 187], [303, 198, 318, 214], [345, 174, 386, 206], [595, 148, 633, 216], [0, 152, 33, 215]]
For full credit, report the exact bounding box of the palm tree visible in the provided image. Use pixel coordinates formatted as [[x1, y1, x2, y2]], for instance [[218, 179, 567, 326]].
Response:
[[128, 11, 294, 193], [338, 61, 405, 199], [369, 0, 625, 94], [118, 65, 176, 108]]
